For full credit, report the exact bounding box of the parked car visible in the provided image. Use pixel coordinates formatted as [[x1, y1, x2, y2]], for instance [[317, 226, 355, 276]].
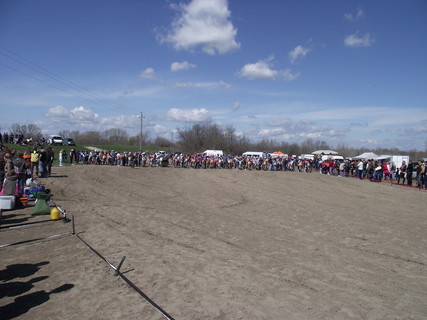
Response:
[[48, 135, 64, 145], [65, 138, 76, 146]]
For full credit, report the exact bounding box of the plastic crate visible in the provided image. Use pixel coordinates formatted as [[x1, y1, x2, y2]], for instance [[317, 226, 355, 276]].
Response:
[[0, 196, 16, 210]]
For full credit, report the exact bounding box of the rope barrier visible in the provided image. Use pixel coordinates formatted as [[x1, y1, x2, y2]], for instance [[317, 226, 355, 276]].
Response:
[[0, 232, 72, 248], [1, 212, 176, 319], [72, 216, 176, 320], [0, 218, 55, 230]]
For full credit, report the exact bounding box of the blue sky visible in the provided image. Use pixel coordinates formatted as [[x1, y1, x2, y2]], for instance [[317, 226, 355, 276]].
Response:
[[1, 0, 426, 151]]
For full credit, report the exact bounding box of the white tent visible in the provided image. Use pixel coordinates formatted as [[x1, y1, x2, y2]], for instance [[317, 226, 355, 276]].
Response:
[[311, 150, 338, 155], [352, 152, 379, 160]]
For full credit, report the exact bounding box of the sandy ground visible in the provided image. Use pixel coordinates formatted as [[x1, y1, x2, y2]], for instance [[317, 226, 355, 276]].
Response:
[[1, 165, 426, 320]]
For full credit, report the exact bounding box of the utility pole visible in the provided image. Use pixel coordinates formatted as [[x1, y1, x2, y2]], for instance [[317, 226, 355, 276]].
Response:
[[139, 112, 144, 150]]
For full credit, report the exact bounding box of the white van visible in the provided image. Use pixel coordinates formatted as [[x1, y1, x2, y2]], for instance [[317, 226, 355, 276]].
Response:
[[301, 154, 315, 160], [242, 151, 267, 158], [203, 150, 223, 157], [48, 135, 64, 145], [321, 155, 344, 161]]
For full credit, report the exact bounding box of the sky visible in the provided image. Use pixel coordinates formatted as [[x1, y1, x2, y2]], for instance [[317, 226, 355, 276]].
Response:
[[0, 0, 426, 151]]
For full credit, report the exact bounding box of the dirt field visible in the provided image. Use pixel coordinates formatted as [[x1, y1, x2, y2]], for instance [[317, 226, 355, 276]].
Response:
[[1, 165, 426, 320]]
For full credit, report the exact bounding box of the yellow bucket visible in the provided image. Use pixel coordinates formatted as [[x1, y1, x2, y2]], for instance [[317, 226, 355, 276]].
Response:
[[50, 207, 60, 220]]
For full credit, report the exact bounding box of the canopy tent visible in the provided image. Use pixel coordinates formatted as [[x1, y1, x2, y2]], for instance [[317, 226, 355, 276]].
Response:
[[352, 152, 379, 160], [311, 150, 338, 155], [271, 151, 288, 158]]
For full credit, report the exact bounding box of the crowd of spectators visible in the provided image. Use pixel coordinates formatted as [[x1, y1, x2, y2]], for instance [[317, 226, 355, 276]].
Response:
[[1, 145, 426, 198], [0, 145, 54, 197], [0, 131, 46, 146], [46, 148, 427, 189], [0, 132, 26, 145]]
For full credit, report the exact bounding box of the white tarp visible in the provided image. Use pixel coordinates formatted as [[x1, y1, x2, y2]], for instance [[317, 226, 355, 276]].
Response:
[[311, 150, 338, 155], [352, 152, 379, 160]]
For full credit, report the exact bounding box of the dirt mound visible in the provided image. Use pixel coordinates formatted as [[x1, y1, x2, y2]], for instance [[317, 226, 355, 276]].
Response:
[[1, 165, 426, 319]]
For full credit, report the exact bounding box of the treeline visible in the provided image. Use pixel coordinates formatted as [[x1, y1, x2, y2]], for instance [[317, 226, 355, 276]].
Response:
[[4, 122, 426, 160], [175, 123, 426, 160]]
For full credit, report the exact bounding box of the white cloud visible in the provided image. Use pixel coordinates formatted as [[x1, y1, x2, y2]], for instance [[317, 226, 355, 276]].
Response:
[[399, 120, 427, 135], [45, 105, 142, 132], [344, 32, 375, 47], [283, 69, 300, 81], [269, 118, 292, 127], [238, 57, 300, 81], [46, 105, 69, 118], [289, 45, 310, 64], [69, 106, 101, 122], [46, 105, 100, 123], [174, 81, 231, 89], [259, 128, 285, 136], [254, 119, 350, 142], [161, 0, 240, 55], [238, 60, 279, 80], [344, 7, 364, 22], [139, 68, 156, 79], [171, 61, 196, 72], [151, 124, 169, 134], [167, 107, 212, 122]]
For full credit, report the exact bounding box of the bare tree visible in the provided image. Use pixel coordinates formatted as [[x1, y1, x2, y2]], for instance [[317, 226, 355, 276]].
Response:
[[103, 128, 129, 145], [69, 130, 82, 142], [9, 123, 42, 141], [78, 131, 104, 145], [153, 136, 171, 148], [59, 130, 71, 139], [26, 124, 43, 141], [176, 122, 232, 153], [224, 125, 236, 154], [177, 123, 206, 153], [10, 123, 26, 135], [129, 132, 150, 147]]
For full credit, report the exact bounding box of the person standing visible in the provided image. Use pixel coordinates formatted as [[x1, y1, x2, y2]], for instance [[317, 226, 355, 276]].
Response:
[[12, 151, 27, 194], [30, 147, 39, 177], [38, 148, 48, 178], [69, 149, 75, 164], [416, 160, 424, 188], [382, 161, 390, 180], [2, 153, 17, 196], [397, 161, 407, 185], [46, 147, 54, 177], [339, 161, 345, 177], [59, 149, 64, 166], [0, 153, 5, 192], [407, 161, 414, 186], [357, 160, 364, 179], [423, 161, 427, 190]]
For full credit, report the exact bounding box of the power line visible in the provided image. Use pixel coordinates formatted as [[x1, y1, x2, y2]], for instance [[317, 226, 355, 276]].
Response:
[[0, 46, 137, 116], [0, 61, 80, 95]]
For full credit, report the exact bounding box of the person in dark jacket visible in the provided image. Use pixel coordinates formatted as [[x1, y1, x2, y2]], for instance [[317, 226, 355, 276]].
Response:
[[407, 162, 414, 186], [38, 148, 48, 178], [0, 153, 5, 192], [2, 170, 17, 196], [12, 152, 27, 195], [46, 147, 54, 177]]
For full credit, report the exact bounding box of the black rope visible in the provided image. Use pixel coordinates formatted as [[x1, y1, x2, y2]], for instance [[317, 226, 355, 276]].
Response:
[[74, 231, 175, 320], [0, 219, 55, 230], [0, 232, 72, 248]]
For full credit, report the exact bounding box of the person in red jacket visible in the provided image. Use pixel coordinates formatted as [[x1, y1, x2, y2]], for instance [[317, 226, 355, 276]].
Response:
[[382, 162, 390, 180]]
